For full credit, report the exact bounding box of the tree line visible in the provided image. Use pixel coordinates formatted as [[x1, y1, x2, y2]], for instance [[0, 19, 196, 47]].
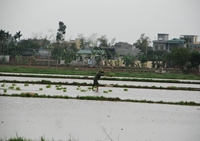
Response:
[[0, 21, 200, 73]]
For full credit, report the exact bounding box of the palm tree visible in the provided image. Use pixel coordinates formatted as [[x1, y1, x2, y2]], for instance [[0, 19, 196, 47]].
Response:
[[0, 30, 9, 55], [14, 31, 22, 41]]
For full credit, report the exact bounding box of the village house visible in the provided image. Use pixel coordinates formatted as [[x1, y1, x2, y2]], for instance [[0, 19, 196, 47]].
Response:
[[114, 42, 141, 58], [152, 34, 185, 51], [180, 35, 200, 51], [153, 34, 200, 52]]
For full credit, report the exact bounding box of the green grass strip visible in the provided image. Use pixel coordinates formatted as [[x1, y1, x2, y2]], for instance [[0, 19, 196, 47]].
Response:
[[0, 93, 199, 106]]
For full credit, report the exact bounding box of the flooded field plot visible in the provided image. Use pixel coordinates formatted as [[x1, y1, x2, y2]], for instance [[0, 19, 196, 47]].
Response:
[[1, 83, 200, 103], [0, 97, 200, 141], [1, 76, 200, 88]]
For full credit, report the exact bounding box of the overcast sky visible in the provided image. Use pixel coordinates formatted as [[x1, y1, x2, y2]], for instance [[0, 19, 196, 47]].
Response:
[[0, 0, 200, 44]]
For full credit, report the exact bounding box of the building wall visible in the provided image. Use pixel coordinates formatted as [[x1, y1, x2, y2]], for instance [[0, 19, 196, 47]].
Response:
[[114, 42, 140, 56], [158, 34, 169, 41], [0, 55, 9, 62]]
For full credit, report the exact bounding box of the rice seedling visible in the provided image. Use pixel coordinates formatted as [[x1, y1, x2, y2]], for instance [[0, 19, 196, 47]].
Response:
[[81, 89, 86, 92], [4, 89, 7, 93], [1, 83, 5, 87], [46, 85, 51, 88], [24, 83, 29, 86], [39, 88, 43, 91], [16, 87, 21, 90], [9, 86, 14, 90], [77, 87, 81, 90], [103, 91, 108, 93], [12, 83, 16, 86], [124, 88, 128, 91], [108, 90, 112, 92], [63, 89, 67, 92], [56, 87, 62, 90]]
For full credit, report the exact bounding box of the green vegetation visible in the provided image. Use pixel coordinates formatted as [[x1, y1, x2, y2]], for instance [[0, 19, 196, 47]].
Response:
[[103, 90, 108, 93], [46, 85, 51, 88], [24, 83, 29, 86], [124, 88, 128, 91], [39, 88, 43, 91], [1, 93, 199, 106], [80, 89, 86, 92], [1, 83, 5, 87], [3, 89, 7, 93], [0, 65, 200, 80], [9, 86, 14, 90], [16, 87, 21, 90]]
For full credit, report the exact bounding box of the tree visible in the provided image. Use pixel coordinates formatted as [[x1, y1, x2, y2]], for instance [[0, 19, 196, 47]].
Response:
[[98, 35, 109, 47], [122, 54, 136, 67], [0, 30, 10, 55], [133, 33, 151, 55], [139, 54, 148, 67], [189, 51, 200, 71], [78, 34, 88, 49], [56, 21, 67, 42], [14, 31, 22, 41], [151, 50, 168, 68], [53, 21, 67, 67], [170, 47, 191, 72]]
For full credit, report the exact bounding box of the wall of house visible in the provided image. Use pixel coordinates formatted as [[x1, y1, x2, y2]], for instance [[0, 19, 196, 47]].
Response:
[[0, 55, 9, 62], [153, 42, 168, 51], [158, 34, 169, 41], [114, 42, 134, 56]]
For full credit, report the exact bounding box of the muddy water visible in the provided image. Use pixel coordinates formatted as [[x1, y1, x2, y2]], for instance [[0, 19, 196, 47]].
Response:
[[0, 97, 200, 141]]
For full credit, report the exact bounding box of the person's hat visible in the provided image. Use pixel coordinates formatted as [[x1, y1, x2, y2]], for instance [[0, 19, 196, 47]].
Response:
[[99, 68, 104, 73]]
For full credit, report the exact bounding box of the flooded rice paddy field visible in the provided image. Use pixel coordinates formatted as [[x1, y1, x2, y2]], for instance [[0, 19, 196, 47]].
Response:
[[1, 83, 200, 103], [0, 97, 200, 141], [0, 74, 200, 140], [1, 76, 200, 88]]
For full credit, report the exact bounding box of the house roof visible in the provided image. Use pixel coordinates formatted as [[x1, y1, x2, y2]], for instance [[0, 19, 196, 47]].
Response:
[[77, 49, 105, 54], [152, 40, 168, 43], [77, 49, 92, 54], [167, 38, 184, 44]]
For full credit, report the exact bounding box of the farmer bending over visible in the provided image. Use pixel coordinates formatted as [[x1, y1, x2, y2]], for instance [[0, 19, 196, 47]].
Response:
[[92, 69, 104, 92]]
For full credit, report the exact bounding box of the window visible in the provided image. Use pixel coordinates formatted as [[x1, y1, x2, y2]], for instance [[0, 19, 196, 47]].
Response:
[[155, 45, 158, 50], [160, 45, 164, 50]]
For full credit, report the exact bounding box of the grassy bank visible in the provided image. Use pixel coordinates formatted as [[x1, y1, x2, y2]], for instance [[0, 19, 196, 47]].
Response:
[[0, 65, 200, 80], [1, 93, 199, 106]]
